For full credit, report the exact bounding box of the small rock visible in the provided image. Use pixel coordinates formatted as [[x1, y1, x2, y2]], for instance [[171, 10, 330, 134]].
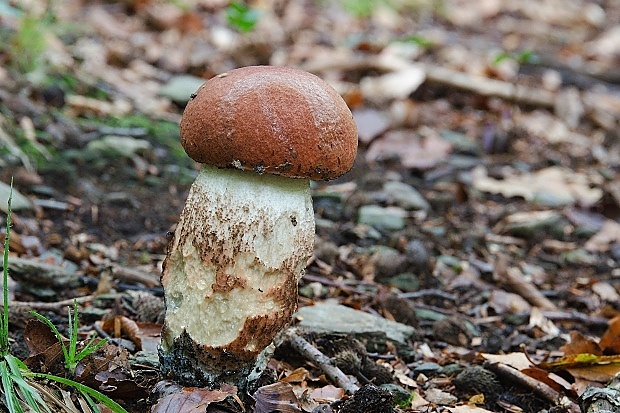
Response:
[[440, 130, 481, 155], [500, 210, 566, 239], [383, 273, 420, 292], [0, 181, 32, 212], [358, 205, 407, 231], [379, 384, 412, 407], [295, 303, 416, 349], [86, 135, 152, 158], [383, 181, 430, 211], [159, 75, 206, 104], [412, 362, 442, 376], [370, 246, 409, 279], [559, 249, 598, 266]]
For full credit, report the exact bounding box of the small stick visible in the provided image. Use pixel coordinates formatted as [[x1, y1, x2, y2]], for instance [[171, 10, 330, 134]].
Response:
[[283, 330, 359, 395], [10, 295, 95, 310], [484, 362, 580, 413]]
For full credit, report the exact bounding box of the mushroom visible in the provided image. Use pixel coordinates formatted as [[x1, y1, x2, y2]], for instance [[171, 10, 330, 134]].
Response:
[[159, 66, 358, 392]]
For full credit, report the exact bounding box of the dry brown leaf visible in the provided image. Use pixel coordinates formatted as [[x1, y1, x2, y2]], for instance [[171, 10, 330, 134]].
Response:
[[472, 165, 603, 207], [100, 315, 142, 349], [447, 405, 494, 413], [366, 129, 452, 170], [151, 387, 233, 413], [481, 353, 532, 371], [281, 367, 311, 384], [560, 331, 603, 356], [520, 367, 572, 394], [360, 66, 425, 103], [585, 220, 620, 252], [253, 382, 302, 413], [308, 385, 345, 402], [135, 321, 162, 353], [599, 315, 620, 354], [566, 363, 620, 384]]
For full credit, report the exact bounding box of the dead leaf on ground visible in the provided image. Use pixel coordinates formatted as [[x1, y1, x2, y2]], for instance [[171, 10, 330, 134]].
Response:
[[366, 129, 452, 170], [585, 220, 620, 252], [471, 165, 603, 206], [308, 384, 345, 402], [561, 331, 603, 356], [151, 386, 235, 413], [253, 382, 302, 413], [599, 316, 620, 354]]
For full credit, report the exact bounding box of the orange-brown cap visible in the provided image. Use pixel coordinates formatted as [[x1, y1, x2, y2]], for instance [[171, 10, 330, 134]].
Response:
[[180, 66, 358, 181]]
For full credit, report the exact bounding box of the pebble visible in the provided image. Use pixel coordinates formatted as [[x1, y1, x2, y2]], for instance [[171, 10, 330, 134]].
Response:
[[357, 205, 407, 231], [0, 181, 32, 212], [295, 302, 416, 348], [500, 210, 566, 239], [158, 75, 206, 104], [383, 180, 430, 211]]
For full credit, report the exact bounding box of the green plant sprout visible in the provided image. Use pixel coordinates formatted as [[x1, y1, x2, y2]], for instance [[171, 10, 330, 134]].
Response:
[[30, 301, 108, 377], [226, 2, 259, 32], [493, 49, 538, 65], [0, 179, 128, 413]]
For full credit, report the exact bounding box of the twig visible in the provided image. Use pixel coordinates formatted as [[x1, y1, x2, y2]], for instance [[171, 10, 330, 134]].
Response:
[[484, 362, 580, 413], [424, 64, 556, 107], [283, 330, 360, 395], [494, 254, 557, 311], [398, 289, 457, 301], [10, 295, 95, 310], [302, 273, 372, 297], [111, 264, 160, 287]]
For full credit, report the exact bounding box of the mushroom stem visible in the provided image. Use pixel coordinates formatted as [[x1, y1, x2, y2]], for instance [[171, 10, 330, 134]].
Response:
[[159, 164, 315, 391]]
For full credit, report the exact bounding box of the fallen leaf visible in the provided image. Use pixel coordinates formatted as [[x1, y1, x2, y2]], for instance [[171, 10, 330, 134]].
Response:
[[253, 382, 302, 413], [481, 353, 532, 371], [366, 129, 452, 169], [447, 404, 494, 412], [101, 316, 142, 349], [353, 108, 391, 144], [151, 386, 234, 413], [309, 385, 345, 402], [560, 331, 603, 356], [360, 65, 425, 103], [281, 367, 311, 384], [585, 220, 620, 252], [599, 315, 620, 354], [472, 165, 603, 207]]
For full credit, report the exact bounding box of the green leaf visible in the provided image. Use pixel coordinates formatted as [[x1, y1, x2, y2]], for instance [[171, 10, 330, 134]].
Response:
[[226, 2, 259, 32], [1, 178, 13, 356], [25, 372, 129, 413], [0, 360, 23, 413], [5, 355, 49, 413]]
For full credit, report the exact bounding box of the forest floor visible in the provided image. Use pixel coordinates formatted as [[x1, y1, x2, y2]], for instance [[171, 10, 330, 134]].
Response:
[[0, 0, 619, 412]]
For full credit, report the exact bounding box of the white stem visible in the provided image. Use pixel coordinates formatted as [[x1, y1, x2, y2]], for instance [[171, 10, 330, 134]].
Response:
[[159, 164, 314, 388]]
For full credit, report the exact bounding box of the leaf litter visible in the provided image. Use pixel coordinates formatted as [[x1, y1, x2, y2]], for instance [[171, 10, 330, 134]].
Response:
[[0, 0, 619, 412]]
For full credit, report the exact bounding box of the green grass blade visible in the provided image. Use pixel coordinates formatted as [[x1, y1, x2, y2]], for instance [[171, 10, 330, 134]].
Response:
[[81, 390, 101, 413], [24, 373, 129, 413], [1, 178, 13, 355], [0, 359, 24, 413], [68, 301, 78, 369], [5, 355, 48, 413]]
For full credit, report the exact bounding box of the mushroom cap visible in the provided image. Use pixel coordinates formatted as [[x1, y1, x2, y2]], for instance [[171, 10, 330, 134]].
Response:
[[180, 66, 358, 181]]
